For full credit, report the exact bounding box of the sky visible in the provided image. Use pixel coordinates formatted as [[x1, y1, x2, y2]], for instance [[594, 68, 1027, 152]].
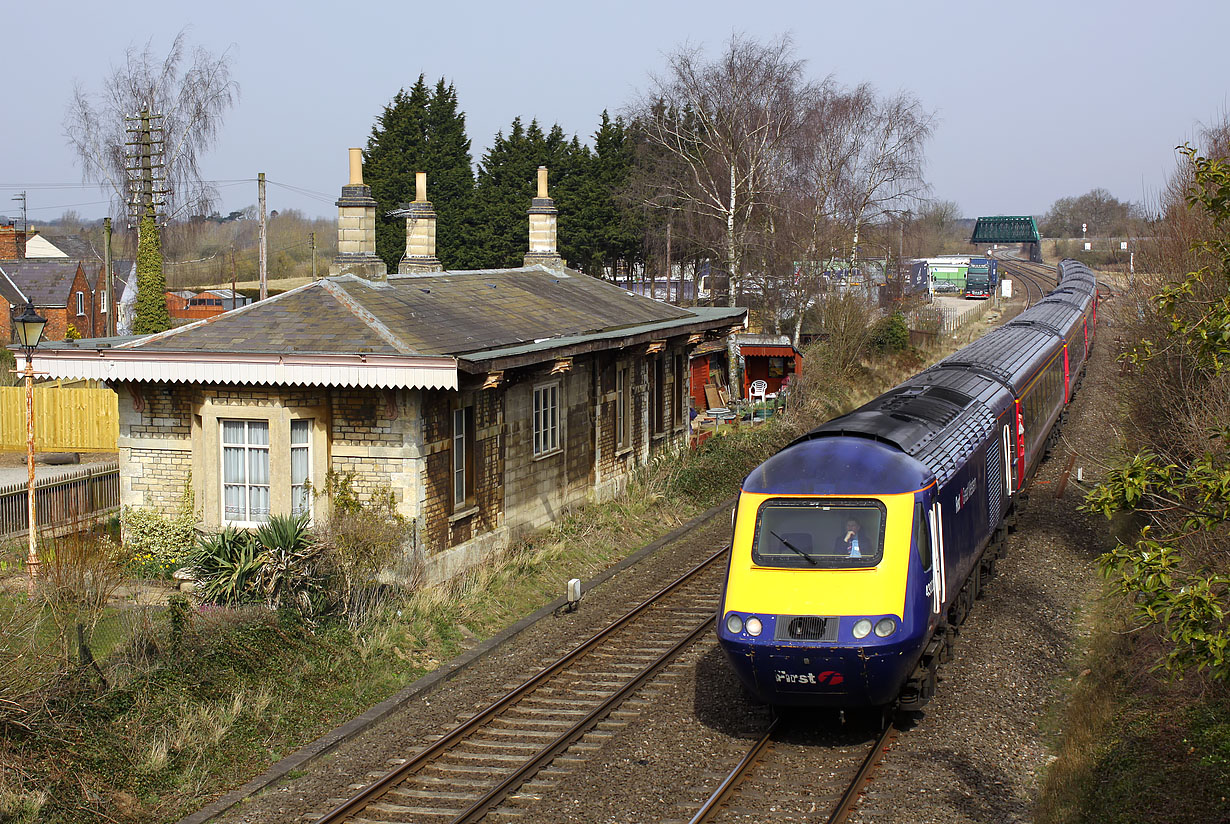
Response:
[[2, 0, 1227, 228]]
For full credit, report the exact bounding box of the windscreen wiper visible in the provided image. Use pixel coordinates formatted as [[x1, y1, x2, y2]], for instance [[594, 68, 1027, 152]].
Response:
[[769, 530, 817, 565]]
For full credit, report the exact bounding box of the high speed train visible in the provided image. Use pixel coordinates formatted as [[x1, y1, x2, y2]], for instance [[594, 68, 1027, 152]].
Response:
[[716, 260, 1098, 709]]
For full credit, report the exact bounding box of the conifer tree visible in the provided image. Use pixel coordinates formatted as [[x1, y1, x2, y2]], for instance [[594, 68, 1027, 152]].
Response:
[[364, 77, 478, 271], [365, 77, 430, 271], [423, 79, 476, 269], [132, 207, 170, 334], [473, 118, 582, 269]]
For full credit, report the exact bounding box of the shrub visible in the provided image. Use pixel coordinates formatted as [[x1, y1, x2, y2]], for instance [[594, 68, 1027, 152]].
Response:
[[253, 513, 337, 618], [121, 483, 195, 579], [868, 311, 910, 354], [0, 348, 17, 387], [312, 471, 413, 619]]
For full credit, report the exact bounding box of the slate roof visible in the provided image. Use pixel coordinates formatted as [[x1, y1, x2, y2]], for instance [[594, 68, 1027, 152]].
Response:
[[128, 265, 743, 369], [0, 267, 26, 305], [0, 261, 82, 307], [27, 232, 102, 261]]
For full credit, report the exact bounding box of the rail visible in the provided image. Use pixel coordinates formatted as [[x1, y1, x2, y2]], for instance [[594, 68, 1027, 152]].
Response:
[[688, 716, 898, 824], [313, 546, 728, 824], [0, 461, 120, 542]]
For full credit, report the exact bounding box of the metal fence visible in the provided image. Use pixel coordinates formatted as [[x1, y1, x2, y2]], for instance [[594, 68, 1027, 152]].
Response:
[[0, 461, 120, 542], [906, 297, 998, 343]]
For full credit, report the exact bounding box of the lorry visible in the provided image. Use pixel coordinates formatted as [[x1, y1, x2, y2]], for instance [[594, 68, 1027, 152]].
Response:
[[962, 257, 998, 299]]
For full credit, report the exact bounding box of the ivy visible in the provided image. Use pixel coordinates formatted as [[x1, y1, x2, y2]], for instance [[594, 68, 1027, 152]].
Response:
[[1086, 145, 1230, 680]]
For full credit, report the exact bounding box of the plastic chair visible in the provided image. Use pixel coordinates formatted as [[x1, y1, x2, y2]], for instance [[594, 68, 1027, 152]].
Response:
[[749, 379, 768, 404]]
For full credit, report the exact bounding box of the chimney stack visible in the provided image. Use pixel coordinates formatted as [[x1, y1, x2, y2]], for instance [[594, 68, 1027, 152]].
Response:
[[523, 166, 563, 270], [329, 148, 387, 281], [397, 171, 442, 274]]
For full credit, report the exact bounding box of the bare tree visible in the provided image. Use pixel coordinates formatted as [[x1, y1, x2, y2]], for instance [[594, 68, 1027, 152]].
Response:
[[634, 34, 812, 307], [64, 29, 239, 224], [763, 83, 933, 344]]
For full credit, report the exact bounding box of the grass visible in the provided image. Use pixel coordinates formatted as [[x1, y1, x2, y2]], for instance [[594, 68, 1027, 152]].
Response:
[[0, 329, 980, 823], [1036, 591, 1230, 824]]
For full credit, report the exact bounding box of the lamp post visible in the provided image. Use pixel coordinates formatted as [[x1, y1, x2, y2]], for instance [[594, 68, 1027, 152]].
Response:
[[14, 303, 46, 596]]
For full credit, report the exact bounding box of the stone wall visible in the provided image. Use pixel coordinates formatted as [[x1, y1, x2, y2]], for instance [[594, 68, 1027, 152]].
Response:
[[116, 383, 423, 529]]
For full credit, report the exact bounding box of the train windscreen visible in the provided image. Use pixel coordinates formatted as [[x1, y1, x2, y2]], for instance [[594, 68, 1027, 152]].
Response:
[[751, 499, 885, 569]]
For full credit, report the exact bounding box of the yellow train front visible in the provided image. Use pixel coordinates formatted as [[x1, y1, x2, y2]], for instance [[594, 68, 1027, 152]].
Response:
[[716, 434, 941, 708]]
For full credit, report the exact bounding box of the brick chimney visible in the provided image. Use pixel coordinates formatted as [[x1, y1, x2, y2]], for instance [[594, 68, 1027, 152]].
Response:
[[397, 172, 443, 274], [329, 148, 387, 281], [523, 166, 563, 270], [0, 224, 27, 259]]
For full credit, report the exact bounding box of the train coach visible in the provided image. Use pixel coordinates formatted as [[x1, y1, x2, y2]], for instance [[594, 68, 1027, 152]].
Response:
[[716, 260, 1098, 709]]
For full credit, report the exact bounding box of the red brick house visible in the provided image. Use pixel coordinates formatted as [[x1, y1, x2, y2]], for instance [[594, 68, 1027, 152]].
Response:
[[1, 227, 124, 342], [1, 260, 101, 342], [34, 156, 745, 584]]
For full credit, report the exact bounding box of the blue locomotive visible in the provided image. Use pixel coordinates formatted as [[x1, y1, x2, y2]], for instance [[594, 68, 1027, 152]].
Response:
[[716, 260, 1098, 708]]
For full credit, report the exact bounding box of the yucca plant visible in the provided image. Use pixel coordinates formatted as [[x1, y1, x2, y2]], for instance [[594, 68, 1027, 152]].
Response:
[[189, 528, 262, 606], [253, 514, 336, 618]]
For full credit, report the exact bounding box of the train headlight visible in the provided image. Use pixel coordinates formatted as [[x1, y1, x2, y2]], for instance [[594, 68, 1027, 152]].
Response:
[[745, 617, 763, 637], [874, 617, 897, 638], [852, 618, 873, 639], [725, 613, 743, 634]]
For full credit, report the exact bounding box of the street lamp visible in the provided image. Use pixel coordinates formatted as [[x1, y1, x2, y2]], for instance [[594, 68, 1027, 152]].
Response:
[[14, 302, 46, 596]]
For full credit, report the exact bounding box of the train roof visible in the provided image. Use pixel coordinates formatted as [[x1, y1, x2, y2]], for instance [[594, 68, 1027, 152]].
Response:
[[784, 375, 1004, 489], [934, 324, 1058, 391], [1008, 301, 1084, 336], [743, 437, 933, 496]]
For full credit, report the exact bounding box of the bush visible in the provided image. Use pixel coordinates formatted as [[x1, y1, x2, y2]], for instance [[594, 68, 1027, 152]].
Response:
[[312, 471, 413, 619], [0, 348, 17, 387], [121, 484, 195, 579], [867, 311, 910, 354], [253, 514, 336, 618]]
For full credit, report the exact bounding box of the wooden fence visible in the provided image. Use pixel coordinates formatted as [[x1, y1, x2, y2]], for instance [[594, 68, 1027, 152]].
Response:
[[0, 385, 118, 452], [0, 461, 121, 542]]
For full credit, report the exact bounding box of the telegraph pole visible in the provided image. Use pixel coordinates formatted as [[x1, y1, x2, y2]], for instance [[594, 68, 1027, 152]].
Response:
[[103, 217, 113, 336], [310, 231, 317, 280], [11, 191, 26, 234], [258, 172, 268, 301]]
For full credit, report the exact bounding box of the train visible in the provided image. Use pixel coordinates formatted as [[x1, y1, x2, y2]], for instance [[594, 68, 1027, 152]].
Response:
[[716, 260, 1099, 709]]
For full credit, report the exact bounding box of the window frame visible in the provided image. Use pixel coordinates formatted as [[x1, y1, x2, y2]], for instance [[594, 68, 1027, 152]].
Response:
[[532, 380, 561, 458], [674, 353, 686, 430], [615, 363, 632, 452], [650, 355, 666, 436], [75, 291, 85, 317], [452, 404, 476, 511], [290, 418, 313, 519], [220, 418, 272, 527]]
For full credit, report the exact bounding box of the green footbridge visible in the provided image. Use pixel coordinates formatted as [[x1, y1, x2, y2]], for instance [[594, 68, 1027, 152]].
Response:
[[971, 215, 1042, 262]]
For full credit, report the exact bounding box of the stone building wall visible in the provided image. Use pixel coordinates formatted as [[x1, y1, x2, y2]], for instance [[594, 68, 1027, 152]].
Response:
[[115, 383, 423, 529]]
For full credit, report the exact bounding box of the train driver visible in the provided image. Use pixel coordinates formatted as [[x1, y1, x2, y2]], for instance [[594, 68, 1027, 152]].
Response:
[[835, 518, 863, 558]]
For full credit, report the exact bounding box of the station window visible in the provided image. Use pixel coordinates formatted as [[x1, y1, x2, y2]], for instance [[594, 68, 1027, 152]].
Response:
[[533, 382, 560, 456]]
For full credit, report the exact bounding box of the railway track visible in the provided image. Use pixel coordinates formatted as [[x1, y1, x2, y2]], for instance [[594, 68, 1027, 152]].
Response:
[[685, 715, 898, 824], [994, 253, 1058, 307], [311, 547, 729, 824]]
